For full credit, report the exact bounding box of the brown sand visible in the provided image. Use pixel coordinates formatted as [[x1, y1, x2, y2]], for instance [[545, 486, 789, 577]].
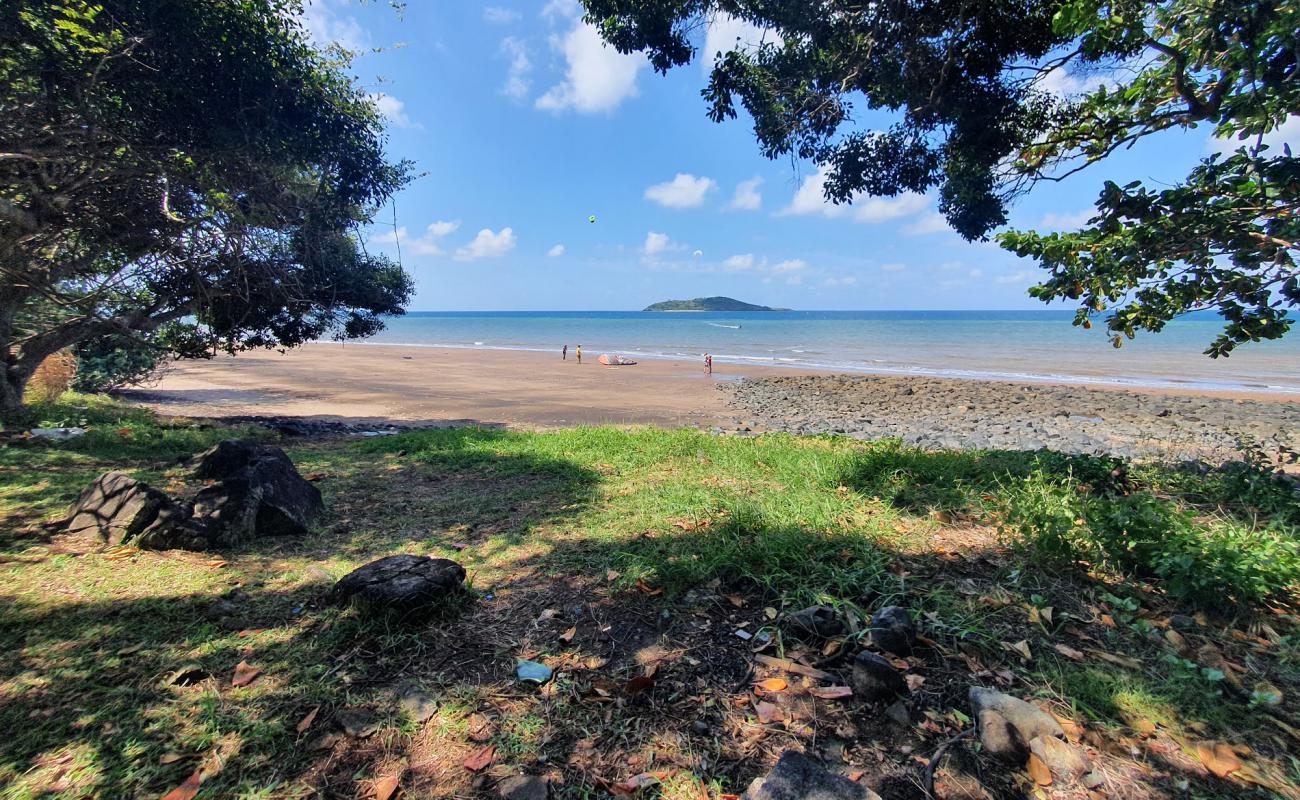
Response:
[[123, 342, 1296, 430]]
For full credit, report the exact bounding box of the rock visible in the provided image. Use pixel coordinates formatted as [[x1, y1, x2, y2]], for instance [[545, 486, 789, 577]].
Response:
[[190, 440, 323, 545], [335, 707, 381, 737], [30, 426, 86, 440], [396, 684, 438, 723], [1029, 736, 1090, 785], [869, 606, 916, 656], [66, 471, 207, 550], [742, 751, 881, 800], [497, 775, 548, 800], [167, 663, 211, 687], [969, 688, 1064, 763], [850, 651, 908, 704], [784, 606, 844, 640], [330, 554, 466, 614]]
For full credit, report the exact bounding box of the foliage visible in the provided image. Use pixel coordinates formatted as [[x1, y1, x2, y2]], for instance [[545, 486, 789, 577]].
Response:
[[643, 296, 785, 311], [582, 0, 1299, 353], [0, 0, 413, 416], [71, 334, 165, 393], [24, 350, 77, 405]]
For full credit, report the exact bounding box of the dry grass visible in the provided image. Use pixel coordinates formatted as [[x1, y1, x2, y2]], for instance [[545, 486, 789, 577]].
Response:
[[25, 350, 77, 405]]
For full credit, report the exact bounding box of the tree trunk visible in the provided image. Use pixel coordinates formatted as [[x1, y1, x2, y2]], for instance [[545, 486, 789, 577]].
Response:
[[0, 367, 26, 425]]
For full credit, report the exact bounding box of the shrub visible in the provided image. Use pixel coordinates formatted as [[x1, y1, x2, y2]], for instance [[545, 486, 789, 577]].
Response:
[[24, 350, 77, 405], [998, 470, 1300, 606], [72, 335, 166, 393]]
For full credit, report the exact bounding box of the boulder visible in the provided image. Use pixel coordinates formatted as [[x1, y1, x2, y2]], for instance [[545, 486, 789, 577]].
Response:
[[66, 471, 207, 550], [330, 554, 466, 614], [1029, 735, 1090, 785], [784, 606, 844, 640], [969, 688, 1065, 763], [742, 751, 881, 800], [497, 775, 548, 800], [868, 606, 916, 656], [190, 440, 322, 545], [850, 651, 908, 704]]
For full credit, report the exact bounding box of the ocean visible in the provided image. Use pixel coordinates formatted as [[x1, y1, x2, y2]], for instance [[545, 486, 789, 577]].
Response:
[[357, 310, 1300, 395]]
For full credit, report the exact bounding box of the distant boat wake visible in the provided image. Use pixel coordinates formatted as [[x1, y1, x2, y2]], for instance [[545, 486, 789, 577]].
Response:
[[706, 322, 742, 329]]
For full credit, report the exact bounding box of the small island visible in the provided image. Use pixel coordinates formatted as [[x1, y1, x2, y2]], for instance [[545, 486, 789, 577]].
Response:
[[643, 296, 788, 312]]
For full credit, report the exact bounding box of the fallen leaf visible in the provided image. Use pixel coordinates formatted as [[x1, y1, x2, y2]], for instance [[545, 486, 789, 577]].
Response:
[[558, 625, 577, 645], [905, 674, 926, 692], [296, 705, 320, 733], [725, 594, 745, 608], [373, 773, 401, 800], [611, 772, 661, 795], [755, 701, 784, 724], [1040, 607, 1054, 625], [1053, 643, 1085, 661], [606, 570, 621, 581], [623, 664, 658, 694], [1132, 718, 1157, 737], [1026, 754, 1052, 786], [1164, 629, 1189, 653], [1003, 640, 1032, 661], [753, 654, 833, 681], [1099, 613, 1116, 628], [231, 661, 262, 687], [1195, 740, 1241, 778], [160, 768, 205, 800], [756, 678, 788, 693], [1087, 649, 1143, 670], [463, 744, 496, 772], [305, 471, 328, 481], [636, 578, 663, 597], [764, 607, 778, 620], [930, 510, 953, 524], [159, 752, 185, 765], [205, 559, 229, 569], [809, 685, 853, 700]]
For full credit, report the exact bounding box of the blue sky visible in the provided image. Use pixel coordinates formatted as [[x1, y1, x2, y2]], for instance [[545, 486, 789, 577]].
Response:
[[300, 0, 1296, 312]]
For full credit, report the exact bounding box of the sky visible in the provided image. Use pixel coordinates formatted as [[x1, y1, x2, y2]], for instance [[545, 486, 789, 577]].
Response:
[[300, 0, 1299, 312]]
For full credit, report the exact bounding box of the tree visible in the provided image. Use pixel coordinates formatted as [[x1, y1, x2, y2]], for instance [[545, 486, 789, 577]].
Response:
[[0, 0, 413, 418], [582, 0, 1298, 354]]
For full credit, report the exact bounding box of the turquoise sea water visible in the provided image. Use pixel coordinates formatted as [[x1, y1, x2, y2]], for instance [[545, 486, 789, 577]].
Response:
[[358, 310, 1300, 394]]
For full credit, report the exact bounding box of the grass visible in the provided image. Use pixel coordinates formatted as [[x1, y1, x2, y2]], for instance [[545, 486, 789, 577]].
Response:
[[1, 395, 1298, 798]]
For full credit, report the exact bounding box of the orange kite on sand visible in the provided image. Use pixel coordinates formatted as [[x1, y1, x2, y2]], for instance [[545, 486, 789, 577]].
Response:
[[597, 354, 637, 366]]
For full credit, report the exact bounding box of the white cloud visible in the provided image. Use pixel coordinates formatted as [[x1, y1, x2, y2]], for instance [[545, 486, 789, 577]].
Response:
[[1038, 209, 1094, 230], [1035, 66, 1115, 98], [779, 166, 928, 223], [547, 243, 565, 257], [902, 212, 949, 235], [454, 227, 517, 261], [371, 93, 415, 128], [372, 220, 460, 257], [299, 0, 368, 51], [996, 269, 1039, 284], [484, 6, 521, 24], [822, 275, 858, 287], [1209, 114, 1300, 154], [785, 274, 804, 285], [541, 0, 578, 21], [968, 268, 985, 279], [703, 12, 768, 75], [772, 259, 807, 274], [880, 263, 905, 272], [728, 177, 763, 211], [722, 253, 756, 271], [499, 37, 532, 100], [643, 231, 674, 256], [644, 173, 717, 209], [536, 19, 645, 114]]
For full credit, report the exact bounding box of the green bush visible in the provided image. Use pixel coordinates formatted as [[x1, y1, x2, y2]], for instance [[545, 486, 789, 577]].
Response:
[[72, 335, 165, 393], [998, 470, 1300, 606]]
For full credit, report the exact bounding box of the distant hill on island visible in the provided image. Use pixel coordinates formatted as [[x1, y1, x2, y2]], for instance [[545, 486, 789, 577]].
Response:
[[643, 296, 788, 312]]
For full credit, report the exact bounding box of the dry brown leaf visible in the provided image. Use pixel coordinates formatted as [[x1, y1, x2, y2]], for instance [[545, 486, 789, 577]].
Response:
[[810, 685, 853, 700], [160, 768, 205, 800], [606, 569, 621, 581], [1087, 649, 1143, 670], [1026, 754, 1052, 786], [755, 701, 784, 724], [725, 594, 746, 608], [1195, 740, 1242, 778], [373, 773, 401, 800], [635, 578, 663, 597], [159, 752, 185, 765], [305, 471, 328, 481], [1039, 607, 1054, 625], [611, 772, 662, 795], [1053, 643, 1085, 661], [463, 744, 496, 772], [205, 559, 229, 569], [558, 625, 577, 645], [1003, 640, 1032, 661], [905, 674, 926, 692], [1132, 718, 1157, 737], [756, 677, 789, 693], [296, 705, 320, 733], [753, 653, 833, 680], [1164, 629, 1189, 653], [231, 661, 262, 687]]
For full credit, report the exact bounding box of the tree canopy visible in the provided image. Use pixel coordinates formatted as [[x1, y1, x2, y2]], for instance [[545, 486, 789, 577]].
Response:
[[0, 0, 413, 416], [583, 0, 1299, 354]]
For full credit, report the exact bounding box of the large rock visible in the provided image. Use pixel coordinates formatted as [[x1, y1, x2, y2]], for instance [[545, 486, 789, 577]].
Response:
[[330, 555, 466, 614], [784, 606, 844, 640], [742, 751, 881, 800], [850, 651, 908, 704], [191, 440, 322, 545], [868, 606, 916, 656], [969, 687, 1065, 763], [66, 471, 207, 550]]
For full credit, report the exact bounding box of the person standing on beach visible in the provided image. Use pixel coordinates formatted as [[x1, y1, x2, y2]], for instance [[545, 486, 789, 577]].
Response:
[[562, 344, 567, 361], [705, 353, 712, 374], [576, 344, 582, 364]]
